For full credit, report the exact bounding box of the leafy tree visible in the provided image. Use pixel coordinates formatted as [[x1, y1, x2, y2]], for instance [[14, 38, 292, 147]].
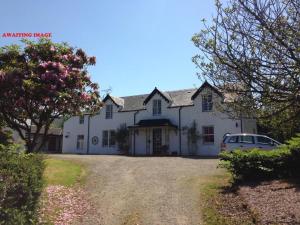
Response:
[[0, 39, 101, 152], [192, 0, 300, 140]]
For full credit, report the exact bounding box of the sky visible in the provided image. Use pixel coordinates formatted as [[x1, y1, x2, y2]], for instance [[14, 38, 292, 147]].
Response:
[[0, 0, 216, 97]]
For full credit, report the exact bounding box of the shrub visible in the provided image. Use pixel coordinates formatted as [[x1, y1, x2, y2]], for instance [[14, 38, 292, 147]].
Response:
[[115, 124, 130, 155], [0, 144, 44, 224], [219, 134, 300, 180]]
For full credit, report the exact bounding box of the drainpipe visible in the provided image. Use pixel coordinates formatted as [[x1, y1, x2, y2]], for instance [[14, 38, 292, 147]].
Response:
[[240, 118, 243, 133], [87, 115, 90, 154], [178, 106, 183, 155], [133, 110, 139, 156]]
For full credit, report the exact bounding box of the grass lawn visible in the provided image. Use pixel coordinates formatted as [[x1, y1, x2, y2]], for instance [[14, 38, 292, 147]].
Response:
[[39, 158, 87, 224], [201, 173, 232, 225], [43, 158, 85, 187]]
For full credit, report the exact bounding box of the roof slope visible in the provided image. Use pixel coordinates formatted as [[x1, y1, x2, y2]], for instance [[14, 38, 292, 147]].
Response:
[[119, 88, 197, 111]]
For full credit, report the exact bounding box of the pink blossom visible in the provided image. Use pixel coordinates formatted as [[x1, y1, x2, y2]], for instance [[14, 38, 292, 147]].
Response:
[[80, 92, 91, 101], [50, 46, 56, 52], [40, 62, 48, 68]]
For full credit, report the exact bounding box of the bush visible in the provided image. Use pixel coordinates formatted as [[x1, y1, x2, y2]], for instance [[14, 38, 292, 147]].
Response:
[[219, 134, 300, 180], [0, 144, 44, 224]]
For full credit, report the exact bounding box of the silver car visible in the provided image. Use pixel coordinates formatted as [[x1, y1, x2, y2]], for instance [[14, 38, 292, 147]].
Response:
[[221, 133, 281, 152]]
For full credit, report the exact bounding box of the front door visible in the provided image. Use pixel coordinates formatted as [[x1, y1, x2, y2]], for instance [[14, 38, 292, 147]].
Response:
[[152, 128, 162, 155]]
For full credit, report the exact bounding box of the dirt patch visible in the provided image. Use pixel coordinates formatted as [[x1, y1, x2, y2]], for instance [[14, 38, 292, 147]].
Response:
[[217, 187, 256, 224], [239, 180, 300, 225], [215, 180, 300, 225], [39, 185, 91, 225]]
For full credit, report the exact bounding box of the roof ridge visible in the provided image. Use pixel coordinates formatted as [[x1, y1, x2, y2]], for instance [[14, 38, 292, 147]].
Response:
[[117, 87, 197, 99]]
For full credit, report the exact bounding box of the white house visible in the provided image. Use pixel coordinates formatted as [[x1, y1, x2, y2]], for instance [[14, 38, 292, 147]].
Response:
[[62, 81, 257, 156]]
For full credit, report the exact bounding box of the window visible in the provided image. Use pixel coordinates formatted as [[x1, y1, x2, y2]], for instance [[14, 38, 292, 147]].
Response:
[[102, 130, 109, 147], [202, 94, 213, 112], [228, 136, 238, 143], [76, 135, 84, 150], [257, 136, 273, 145], [239, 135, 254, 144], [109, 130, 116, 146], [102, 130, 116, 147], [105, 105, 113, 119], [203, 126, 214, 144], [153, 99, 161, 116], [79, 115, 84, 124]]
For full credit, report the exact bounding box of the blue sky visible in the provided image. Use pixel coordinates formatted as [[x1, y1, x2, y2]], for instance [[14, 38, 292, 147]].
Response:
[[0, 0, 216, 97]]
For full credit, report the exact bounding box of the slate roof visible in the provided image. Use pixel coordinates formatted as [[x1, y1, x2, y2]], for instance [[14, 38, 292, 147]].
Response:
[[30, 126, 63, 136], [118, 88, 197, 111]]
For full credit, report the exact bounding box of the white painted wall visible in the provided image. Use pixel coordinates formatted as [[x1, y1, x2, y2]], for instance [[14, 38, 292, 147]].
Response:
[[62, 88, 257, 156], [62, 115, 89, 154]]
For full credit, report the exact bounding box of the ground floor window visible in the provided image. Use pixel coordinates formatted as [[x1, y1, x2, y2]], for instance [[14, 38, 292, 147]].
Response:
[[203, 126, 214, 144], [76, 135, 84, 150], [102, 130, 116, 147]]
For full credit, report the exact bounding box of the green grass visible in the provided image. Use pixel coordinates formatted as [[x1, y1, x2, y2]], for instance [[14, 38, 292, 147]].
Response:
[[201, 173, 232, 225], [43, 158, 85, 187]]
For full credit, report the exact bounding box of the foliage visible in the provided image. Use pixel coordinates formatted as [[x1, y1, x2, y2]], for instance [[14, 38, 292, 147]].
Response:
[[219, 134, 300, 180], [0, 38, 101, 152], [184, 120, 201, 155], [44, 158, 85, 187], [0, 144, 44, 224], [0, 120, 13, 145], [115, 124, 130, 154], [192, 0, 300, 140]]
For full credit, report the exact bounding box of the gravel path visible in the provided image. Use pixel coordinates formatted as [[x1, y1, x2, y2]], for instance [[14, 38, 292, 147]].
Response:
[[53, 155, 221, 225]]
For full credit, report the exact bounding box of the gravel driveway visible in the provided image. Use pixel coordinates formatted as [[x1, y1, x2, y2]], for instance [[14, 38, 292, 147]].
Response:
[[54, 155, 221, 225]]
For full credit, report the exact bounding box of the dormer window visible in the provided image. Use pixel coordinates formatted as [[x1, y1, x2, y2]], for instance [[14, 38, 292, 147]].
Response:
[[202, 93, 213, 112], [153, 99, 161, 116], [105, 104, 113, 119]]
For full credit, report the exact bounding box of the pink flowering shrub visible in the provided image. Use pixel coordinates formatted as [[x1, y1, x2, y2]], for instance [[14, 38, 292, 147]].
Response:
[[0, 38, 101, 152]]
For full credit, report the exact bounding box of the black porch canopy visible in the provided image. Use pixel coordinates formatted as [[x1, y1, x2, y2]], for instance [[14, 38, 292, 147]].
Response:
[[128, 119, 177, 129]]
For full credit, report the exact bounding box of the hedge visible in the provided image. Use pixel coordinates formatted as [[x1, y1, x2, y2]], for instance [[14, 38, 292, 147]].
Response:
[[0, 144, 44, 224], [219, 134, 300, 180]]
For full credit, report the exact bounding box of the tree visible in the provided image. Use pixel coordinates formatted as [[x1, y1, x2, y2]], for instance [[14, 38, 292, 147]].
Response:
[[0, 39, 101, 152], [192, 0, 300, 140]]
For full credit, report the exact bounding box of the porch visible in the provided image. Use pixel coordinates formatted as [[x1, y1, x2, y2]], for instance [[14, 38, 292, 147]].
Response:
[[129, 119, 178, 155]]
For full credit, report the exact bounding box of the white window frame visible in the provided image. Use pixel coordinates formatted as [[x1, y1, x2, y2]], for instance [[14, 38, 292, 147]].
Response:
[[102, 130, 109, 147], [76, 135, 84, 150], [102, 130, 116, 147], [109, 130, 116, 147], [202, 93, 213, 112], [105, 104, 113, 119], [203, 126, 214, 144], [153, 99, 161, 116]]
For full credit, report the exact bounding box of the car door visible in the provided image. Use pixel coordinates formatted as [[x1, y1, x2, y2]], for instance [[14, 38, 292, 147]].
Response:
[[255, 136, 275, 150], [238, 135, 255, 150], [226, 135, 240, 151]]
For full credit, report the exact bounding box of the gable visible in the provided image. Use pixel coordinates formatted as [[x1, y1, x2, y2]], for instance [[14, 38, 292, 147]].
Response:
[[143, 88, 171, 105], [102, 94, 124, 107], [191, 81, 222, 100]]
